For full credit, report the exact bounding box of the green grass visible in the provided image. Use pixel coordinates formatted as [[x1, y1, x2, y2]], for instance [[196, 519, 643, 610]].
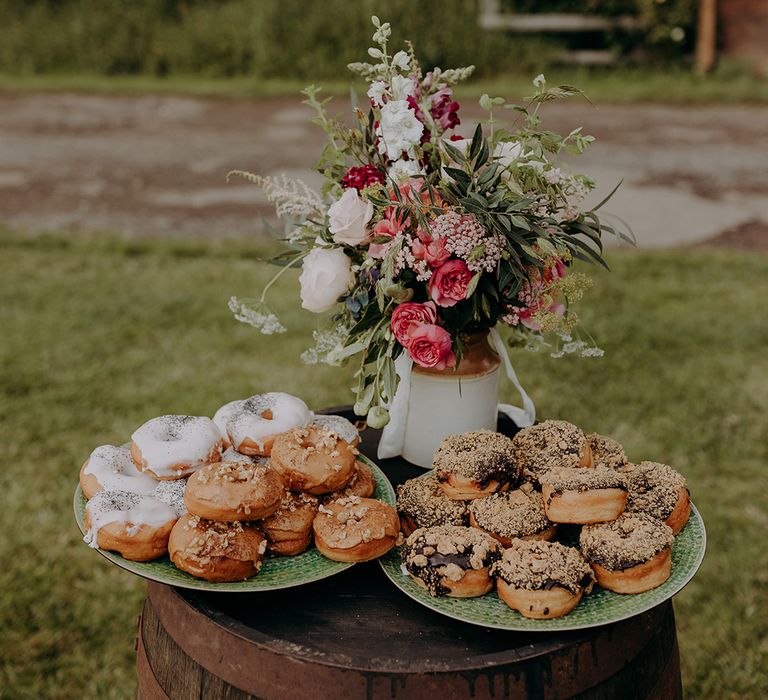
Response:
[[2, 64, 768, 104], [0, 230, 766, 698]]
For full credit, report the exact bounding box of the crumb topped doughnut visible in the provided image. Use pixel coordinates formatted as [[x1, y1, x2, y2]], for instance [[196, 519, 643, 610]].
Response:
[[226, 393, 313, 456], [433, 430, 518, 500], [84, 490, 177, 561], [396, 475, 467, 535], [624, 461, 690, 534], [262, 491, 319, 556], [313, 496, 399, 562], [271, 425, 357, 495], [468, 485, 556, 546], [80, 444, 158, 500], [540, 466, 628, 524], [491, 540, 595, 618], [325, 461, 376, 501], [168, 514, 267, 582], [403, 525, 502, 597], [313, 414, 361, 446], [512, 420, 592, 481], [131, 415, 224, 480], [580, 513, 674, 593], [184, 461, 285, 521], [587, 433, 628, 470]]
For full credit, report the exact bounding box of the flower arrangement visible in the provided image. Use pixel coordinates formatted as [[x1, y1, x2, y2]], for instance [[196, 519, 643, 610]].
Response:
[[229, 16, 632, 428]]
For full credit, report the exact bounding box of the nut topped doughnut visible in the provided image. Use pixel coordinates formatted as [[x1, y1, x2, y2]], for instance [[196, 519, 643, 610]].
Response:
[[131, 415, 224, 480], [396, 475, 467, 535], [491, 540, 595, 619], [512, 420, 592, 481], [539, 466, 628, 524], [226, 392, 313, 456], [184, 461, 285, 521], [168, 514, 267, 582], [326, 461, 376, 501], [468, 485, 556, 546], [580, 513, 674, 593], [84, 490, 178, 561], [587, 433, 628, 470], [312, 414, 361, 446], [434, 430, 519, 500], [271, 425, 357, 495], [313, 496, 399, 562], [403, 525, 502, 598], [624, 461, 690, 535], [80, 444, 158, 500], [262, 491, 319, 556]]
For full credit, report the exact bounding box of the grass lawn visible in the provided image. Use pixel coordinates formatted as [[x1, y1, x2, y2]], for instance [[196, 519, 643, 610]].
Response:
[[0, 230, 766, 698]]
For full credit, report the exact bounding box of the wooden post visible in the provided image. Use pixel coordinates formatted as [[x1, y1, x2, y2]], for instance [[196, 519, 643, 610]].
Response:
[[695, 0, 718, 74]]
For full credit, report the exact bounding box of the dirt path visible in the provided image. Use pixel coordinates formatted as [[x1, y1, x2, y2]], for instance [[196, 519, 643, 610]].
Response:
[[1, 93, 767, 247]]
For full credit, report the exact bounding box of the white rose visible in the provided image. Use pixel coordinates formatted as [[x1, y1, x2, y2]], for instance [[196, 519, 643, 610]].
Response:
[[299, 248, 355, 313], [328, 188, 373, 245], [377, 99, 424, 160], [494, 140, 522, 168]]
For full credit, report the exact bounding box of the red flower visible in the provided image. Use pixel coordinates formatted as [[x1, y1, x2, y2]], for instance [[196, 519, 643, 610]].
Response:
[[429, 259, 473, 307], [390, 301, 437, 348], [408, 324, 456, 370], [341, 165, 385, 191], [431, 88, 461, 131]]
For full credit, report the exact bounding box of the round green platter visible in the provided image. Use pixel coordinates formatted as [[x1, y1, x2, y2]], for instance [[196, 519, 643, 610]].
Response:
[[379, 479, 706, 632], [74, 454, 395, 592]]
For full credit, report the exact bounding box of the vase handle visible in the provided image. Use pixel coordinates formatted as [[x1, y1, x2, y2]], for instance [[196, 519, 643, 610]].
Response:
[[489, 328, 536, 428]]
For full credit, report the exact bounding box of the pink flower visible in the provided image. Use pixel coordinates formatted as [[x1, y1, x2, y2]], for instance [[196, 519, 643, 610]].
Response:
[[429, 259, 473, 307], [544, 257, 566, 282], [519, 301, 565, 331], [408, 324, 456, 370], [430, 87, 461, 131], [412, 233, 450, 269], [390, 302, 437, 348], [369, 206, 409, 259]]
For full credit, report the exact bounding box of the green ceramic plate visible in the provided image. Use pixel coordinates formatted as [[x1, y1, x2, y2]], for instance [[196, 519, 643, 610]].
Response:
[[74, 454, 395, 592], [379, 478, 706, 631]]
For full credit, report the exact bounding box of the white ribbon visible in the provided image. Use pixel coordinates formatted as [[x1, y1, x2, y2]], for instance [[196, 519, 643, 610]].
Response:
[[377, 329, 535, 459]]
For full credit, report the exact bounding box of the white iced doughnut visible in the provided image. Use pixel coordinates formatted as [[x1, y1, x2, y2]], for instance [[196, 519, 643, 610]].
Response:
[[313, 414, 361, 446], [152, 479, 188, 517], [220, 446, 269, 466], [131, 415, 225, 480], [212, 399, 246, 443], [227, 393, 313, 456], [80, 444, 158, 500]]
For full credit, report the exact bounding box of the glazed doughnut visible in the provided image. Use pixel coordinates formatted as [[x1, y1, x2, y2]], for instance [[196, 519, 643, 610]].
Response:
[[261, 491, 319, 556], [131, 415, 224, 480], [403, 525, 502, 598], [313, 496, 399, 562], [624, 461, 690, 535], [325, 461, 376, 501], [80, 444, 157, 500], [433, 430, 519, 500], [83, 490, 177, 561], [313, 414, 361, 446], [184, 461, 285, 521], [396, 475, 467, 536], [512, 420, 593, 481], [226, 392, 313, 456], [540, 466, 628, 524], [270, 425, 357, 495], [169, 514, 267, 582], [580, 513, 674, 594], [220, 446, 261, 465], [212, 399, 246, 446], [492, 540, 595, 619], [468, 485, 557, 547], [151, 478, 188, 517], [587, 433, 628, 470]]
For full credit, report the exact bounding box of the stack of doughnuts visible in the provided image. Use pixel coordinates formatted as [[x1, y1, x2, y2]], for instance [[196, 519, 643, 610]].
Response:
[[397, 420, 692, 618], [80, 393, 399, 581]]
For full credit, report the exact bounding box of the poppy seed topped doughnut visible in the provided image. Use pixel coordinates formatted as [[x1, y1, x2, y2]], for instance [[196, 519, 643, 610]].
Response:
[[587, 433, 628, 470], [468, 485, 556, 546], [624, 461, 690, 534], [433, 430, 518, 500], [396, 475, 468, 535], [512, 420, 592, 481]]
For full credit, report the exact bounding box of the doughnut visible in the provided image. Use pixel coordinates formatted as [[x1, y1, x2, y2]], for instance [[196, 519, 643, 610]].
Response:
[[540, 467, 628, 524], [623, 461, 690, 535], [491, 540, 595, 619], [168, 514, 268, 582], [396, 474, 467, 536], [83, 490, 178, 561], [212, 399, 246, 446], [587, 433, 628, 470], [402, 525, 502, 598], [152, 478, 188, 517], [468, 485, 557, 546], [184, 461, 285, 521], [131, 415, 224, 480], [270, 425, 357, 495], [313, 496, 399, 562], [512, 420, 592, 481], [325, 461, 376, 501], [433, 430, 519, 500], [580, 513, 674, 594], [313, 414, 361, 446], [80, 444, 157, 500], [219, 446, 266, 465], [261, 491, 319, 556], [226, 392, 313, 456]]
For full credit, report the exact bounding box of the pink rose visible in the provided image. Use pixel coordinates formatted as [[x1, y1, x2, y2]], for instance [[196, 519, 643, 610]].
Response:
[[369, 206, 408, 259], [429, 259, 473, 307], [412, 236, 450, 269], [390, 301, 437, 348], [408, 324, 456, 370]]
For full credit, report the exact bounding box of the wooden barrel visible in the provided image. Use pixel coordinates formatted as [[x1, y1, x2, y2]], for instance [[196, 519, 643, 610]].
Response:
[[136, 410, 683, 699]]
